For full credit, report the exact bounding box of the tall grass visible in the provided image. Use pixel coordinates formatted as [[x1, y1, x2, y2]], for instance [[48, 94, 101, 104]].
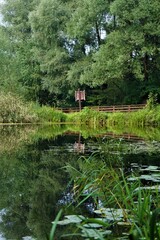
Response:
[[66, 105, 160, 127], [66, 107, 108, 127], [0, 92, 37, 123], [58, 145, 160, 239], [107, 105, 160, 127], [0, 92, 66, 123], [67, 105, 160, 127], [32, 104, 67, 123], [1, 92, 160, 126]]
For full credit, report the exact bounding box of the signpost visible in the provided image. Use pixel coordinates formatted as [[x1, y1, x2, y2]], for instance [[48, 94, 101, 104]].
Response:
[[75, 89, 85, 111]]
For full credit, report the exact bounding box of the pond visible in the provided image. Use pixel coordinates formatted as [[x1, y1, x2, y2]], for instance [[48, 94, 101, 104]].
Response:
[[0, 124, 160, 239]]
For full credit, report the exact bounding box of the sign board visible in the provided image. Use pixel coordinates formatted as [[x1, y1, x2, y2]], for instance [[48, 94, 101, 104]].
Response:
[[75, 90, 85, 101]]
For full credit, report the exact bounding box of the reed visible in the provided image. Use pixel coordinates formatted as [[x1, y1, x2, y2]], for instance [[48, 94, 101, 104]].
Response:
[[107, 105, 160, 127], [66, 107, 108, 127], [0, 92, 67, 123], [54, 143, 160, 239], [32, 104, 67, 123]]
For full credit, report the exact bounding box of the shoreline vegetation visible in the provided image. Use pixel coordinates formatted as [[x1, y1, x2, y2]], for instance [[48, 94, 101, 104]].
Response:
[[1, 92, 160, 127]]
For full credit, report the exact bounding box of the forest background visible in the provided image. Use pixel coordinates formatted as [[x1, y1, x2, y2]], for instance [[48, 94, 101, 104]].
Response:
[[0, 0, 160, 108]]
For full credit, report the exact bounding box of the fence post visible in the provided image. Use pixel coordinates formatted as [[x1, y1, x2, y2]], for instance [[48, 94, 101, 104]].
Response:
[[128, 105, 131, 112]]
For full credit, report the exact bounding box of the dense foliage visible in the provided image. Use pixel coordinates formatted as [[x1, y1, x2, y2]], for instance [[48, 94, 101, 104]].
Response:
[[0, 92, 66, 123], [0, 0, 160, 106]]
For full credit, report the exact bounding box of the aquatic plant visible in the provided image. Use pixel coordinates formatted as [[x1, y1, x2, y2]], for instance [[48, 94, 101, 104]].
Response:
[[50, 143, 160, 239], [66, 107, 108, 127], [32, 104, 67, 123], [106, 105, 160, 127]]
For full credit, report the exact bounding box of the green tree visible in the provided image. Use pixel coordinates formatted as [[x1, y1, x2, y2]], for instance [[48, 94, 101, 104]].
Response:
[[29, 0, 74, 106], [1, 0, 51, 103], [0, 26, 23, 94], [1, 0, 160, 106], [66, 0, 160, 104]]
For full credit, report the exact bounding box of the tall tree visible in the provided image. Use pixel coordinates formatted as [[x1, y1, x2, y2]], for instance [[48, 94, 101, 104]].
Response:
[[1, 0, 160, 105], [66, 0, 112, 88], [0, 0, 50, 103], [29, 0, 73, 106], [77, 0, 160, 103]]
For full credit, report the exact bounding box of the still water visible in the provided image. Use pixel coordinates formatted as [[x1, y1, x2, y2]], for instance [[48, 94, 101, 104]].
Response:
[[0, 124, 160, 239]]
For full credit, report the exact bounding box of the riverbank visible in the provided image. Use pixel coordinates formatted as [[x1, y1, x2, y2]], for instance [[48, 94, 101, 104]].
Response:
[[1, 92, 160, 127], [0, 92, 66, 124], [106, 105, 160, 127], [66, 105, 160, 127]]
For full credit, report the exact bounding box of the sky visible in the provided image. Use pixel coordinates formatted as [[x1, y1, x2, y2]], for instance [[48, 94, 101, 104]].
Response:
[[0, 0, 4, 24]]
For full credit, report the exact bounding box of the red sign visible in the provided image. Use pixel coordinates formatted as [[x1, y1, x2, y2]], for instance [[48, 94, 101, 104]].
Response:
[[75, 90, 85, 101]]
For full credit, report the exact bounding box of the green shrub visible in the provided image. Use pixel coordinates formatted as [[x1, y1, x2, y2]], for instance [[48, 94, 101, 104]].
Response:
[[146, 92, 158, 110], [33, 104, 67, 123], [67, 107, 108, 127], [107, 105, 160, 127], [0, 92, 37, 123], [0, 92, 67, 123]]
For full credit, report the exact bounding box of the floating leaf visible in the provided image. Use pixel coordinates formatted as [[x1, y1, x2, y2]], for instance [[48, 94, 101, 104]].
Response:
[[117, 221, 132, 226], [81, 228, 111, 239], [134, 186, 160, 192], [83, 223, 103, 228], [140, 166, 159, 171], [53, 215, 85, 225], [94, 208, 127, 221], [140, 174, 160, 182]]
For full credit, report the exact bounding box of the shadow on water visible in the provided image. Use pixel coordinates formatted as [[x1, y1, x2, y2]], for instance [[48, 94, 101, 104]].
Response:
[[0, 124, 160, 239]]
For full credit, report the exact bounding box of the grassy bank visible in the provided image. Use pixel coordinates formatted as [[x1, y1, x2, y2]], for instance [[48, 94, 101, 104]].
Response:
[[0, 92, 66, 123], [106, 105, 160, 127], [66, 105, 160, 127], [1, 92, 160, 127], [66, 107, 108, 127]]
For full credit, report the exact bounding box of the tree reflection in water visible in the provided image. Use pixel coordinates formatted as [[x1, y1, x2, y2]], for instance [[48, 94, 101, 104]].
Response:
[[0, 125, 160, 239], [0, 132, 79, 240]]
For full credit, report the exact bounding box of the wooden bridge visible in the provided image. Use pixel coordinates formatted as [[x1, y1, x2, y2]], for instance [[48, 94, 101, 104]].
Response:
[[57, 104, 146, 113]]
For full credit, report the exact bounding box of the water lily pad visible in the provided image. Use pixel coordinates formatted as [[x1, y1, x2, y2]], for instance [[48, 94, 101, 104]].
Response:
[[53, 215, 85, 225], [128, 174, 160, 183], [140, 166, 159, 171], [83, 223, 103, 228], [140, 174, 160, 182], [117, 221, 132, 226], [134, 185, 160, 192], [127, 177, 139, 181], [81, 228, 111, 239], [94, 208, 127, 221]]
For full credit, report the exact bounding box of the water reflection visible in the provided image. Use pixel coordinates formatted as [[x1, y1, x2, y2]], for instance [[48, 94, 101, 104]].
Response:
[[73, 133, 85, 153], [0, 125, 160, 239], [0, 126, 79, 239]]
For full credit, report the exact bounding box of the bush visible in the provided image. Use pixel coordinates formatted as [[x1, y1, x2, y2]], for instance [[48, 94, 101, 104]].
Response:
[[0, 92, 37, 123], [0, 92, 67, 123], [33, 105, 67, 123], [66, 107, 108, 127], [107, 106, 160, 127]]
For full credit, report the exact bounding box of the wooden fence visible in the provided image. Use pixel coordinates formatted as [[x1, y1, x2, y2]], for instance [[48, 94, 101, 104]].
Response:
[[64, 131, 144, 141], [57, 104, 146, 113]]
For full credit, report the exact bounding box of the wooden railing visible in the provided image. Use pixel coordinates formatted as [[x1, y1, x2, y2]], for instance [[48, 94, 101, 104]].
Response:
[[57, 104, 146, 113], [64, 131, 144, 141]]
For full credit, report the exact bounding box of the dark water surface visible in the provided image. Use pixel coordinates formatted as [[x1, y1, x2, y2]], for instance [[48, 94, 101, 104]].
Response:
[[0, 125, 160, 239]]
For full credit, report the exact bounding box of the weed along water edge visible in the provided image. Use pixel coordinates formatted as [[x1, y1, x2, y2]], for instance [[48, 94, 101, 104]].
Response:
[[0, 124, 160, 239]]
